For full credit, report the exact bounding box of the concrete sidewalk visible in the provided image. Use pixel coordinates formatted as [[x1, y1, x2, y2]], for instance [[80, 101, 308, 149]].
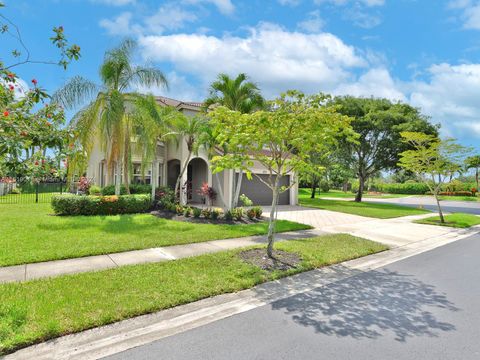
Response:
[[0, 229, 324, 284]]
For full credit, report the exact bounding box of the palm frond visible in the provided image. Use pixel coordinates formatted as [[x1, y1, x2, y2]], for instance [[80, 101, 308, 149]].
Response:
[[52, 76, 100, 109]]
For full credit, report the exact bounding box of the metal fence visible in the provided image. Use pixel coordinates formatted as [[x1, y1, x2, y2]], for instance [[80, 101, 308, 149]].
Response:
[[0, 180, 68, 204]]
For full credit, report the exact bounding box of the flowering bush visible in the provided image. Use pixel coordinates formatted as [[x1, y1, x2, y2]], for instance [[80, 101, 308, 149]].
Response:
[[198, 182, 216, 206], [77, 176, 91, 194]]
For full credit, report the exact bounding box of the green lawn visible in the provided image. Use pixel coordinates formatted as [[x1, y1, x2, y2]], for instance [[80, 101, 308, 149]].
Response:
[[414, 213, 480, 228], [437, 195, 480, 202], [0, 203, 310, 267], [299, 191, 429, 219], [301, 188, 409, 199], [0, 234, 387, 354]]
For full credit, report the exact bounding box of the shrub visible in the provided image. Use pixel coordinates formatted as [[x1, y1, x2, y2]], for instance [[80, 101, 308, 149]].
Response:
[[319, 180, 330, 193], [88, 185, 101, 196], [51, 194, 151, 216], [376, 182, 430, 195], [101, 184, 153, 196], [232, 207, 244, 221], [156, 186, 176, 209], [192, 207, 202, 218], [211, 209, 220, 220], [239, 194, 253, 207], [198, 182, 217, 206], [252, 206, 263, 219], [77, 176, 91, 194], [224, 210, 233, 221], [183, 206, 192, 217], [202, 208, 212, 219], [10, 187, 21, 194], [175, 204, 184, 215], [246, 208, 256, 220]]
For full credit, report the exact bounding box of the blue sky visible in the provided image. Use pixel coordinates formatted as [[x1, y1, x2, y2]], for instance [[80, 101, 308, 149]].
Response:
[[2, 0, 480, 150]]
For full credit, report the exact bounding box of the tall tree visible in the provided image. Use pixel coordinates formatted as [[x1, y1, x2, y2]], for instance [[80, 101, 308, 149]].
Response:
[[204, 73, 265, 208], [53, 39, 168, 195], [172, 115, 207, 204], [209, 91, 353, 258], [398, 132, 468, 223], [332, 96, 439, 202], [465, 155, 480, 191]]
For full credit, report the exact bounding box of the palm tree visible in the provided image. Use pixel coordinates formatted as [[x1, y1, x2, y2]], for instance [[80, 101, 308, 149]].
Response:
[[466, 155, 480, 191], [53, 39, 169, 195], [204, 73, 264, 113], [172, 115, 207, 203], [203, 73, 265, 208]]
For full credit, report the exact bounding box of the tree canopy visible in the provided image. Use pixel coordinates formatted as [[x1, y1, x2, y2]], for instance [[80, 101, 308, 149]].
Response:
[[331, 96, 439, 202]]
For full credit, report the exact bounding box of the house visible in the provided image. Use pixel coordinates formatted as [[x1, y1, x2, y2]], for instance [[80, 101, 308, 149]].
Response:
[[86, 96, 299, 206]]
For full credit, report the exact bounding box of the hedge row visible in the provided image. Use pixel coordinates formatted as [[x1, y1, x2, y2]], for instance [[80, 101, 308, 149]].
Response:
[[100, 184, 152, 195], [51, 194, 151, 216], [375, 182, 430, 195]]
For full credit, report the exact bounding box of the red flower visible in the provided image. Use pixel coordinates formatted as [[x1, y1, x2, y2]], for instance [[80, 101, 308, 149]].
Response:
[[47, 113, 52, 118], [31, 79, 38, 85], [9, 85, 14, 91], [3, 111, 9, 117], [34, 161, 39, 166], [7, 73, 14, 79]]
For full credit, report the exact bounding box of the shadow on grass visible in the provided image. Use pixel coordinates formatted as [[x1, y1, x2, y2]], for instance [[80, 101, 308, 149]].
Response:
[[271, 268, 458, 342]]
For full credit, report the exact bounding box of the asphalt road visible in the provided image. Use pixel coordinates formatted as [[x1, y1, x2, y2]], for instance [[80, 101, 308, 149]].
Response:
[[368, 196, 480, 215], [106, 234, 480, 360]]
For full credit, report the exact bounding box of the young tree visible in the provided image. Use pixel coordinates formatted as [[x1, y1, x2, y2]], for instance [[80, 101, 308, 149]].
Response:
[[53, 39, 168, 195], [332, 96, 438, 202], [172, 115, 207, 204], [398, 132, 469, 223], [209, 91, 353, 258], [204, 73, 265, 208], [465, 155, 480, 191]]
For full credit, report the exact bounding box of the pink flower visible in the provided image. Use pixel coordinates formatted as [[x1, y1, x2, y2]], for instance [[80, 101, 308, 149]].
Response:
[[31, 79, 38, 85]]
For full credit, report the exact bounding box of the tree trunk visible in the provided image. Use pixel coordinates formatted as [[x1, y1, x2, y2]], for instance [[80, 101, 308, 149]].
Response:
[[123, 142, 130, 195], [114, 160, 122, 196], [434, 193, 445, 223], [476, 168, 479, 192], [232, 170, 243, 208], [214, 172, 227, 211], [266, 180, 280, 259], [355, 175, 365, 202], [175, 151, 191, 204], [310, 177, 318, 199]]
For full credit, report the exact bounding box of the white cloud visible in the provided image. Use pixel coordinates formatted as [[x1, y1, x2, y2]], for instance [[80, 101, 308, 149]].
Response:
[[136, 71, 202, 101], [182, 0, 235, 15], [145, 4, 197, 33], [139, 23, 366, 97], [298, 10, 324, 32], [99, 4, 197, 36], [90, 0, 135, 6], [448, 0, 480, 29], [99, 12, 141, 36], [408, 63, 480, 138]]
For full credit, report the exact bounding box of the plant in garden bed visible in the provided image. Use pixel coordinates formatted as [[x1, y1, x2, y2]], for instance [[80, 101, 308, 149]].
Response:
[[198, 182, 217, 206], [202, 208, 213, 220], [192, 207, 202, 218], [246, 208, 256, 220], [232, 207, 244, 221]]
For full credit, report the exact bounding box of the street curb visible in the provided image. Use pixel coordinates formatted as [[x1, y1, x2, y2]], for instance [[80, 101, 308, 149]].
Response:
[[4, 226, 478, 360]]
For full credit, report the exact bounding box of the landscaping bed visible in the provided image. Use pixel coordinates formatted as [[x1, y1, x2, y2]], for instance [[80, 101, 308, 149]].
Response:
[[0, 234, 387, 355], [152, 209, 263, 225]]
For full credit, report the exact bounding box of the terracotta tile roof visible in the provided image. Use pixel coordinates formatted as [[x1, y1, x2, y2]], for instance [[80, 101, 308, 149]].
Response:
[[155, 96, 203, 111]]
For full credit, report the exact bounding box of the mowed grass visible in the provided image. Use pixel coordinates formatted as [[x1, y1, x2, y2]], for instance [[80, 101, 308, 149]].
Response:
[[299, 190, 429, 219], [0, 234, 387, 354], [300, 188, 409, 199], [415, 213, 480, 228], [0, 203, 310, 267], [437, 195, 480, 202]]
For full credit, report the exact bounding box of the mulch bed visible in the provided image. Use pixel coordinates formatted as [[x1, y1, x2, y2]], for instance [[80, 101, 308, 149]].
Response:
[[151, 210, 264, 225], [238, 248, 302, 271]]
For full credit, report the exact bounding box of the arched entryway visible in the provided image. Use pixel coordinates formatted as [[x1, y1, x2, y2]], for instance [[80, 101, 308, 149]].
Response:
[[167, 159, 181, 189], [187, 158, 208, 203]]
